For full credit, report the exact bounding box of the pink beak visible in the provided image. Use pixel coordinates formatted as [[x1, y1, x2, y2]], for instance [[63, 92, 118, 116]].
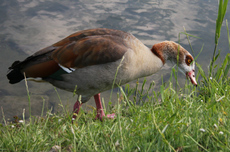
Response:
[[186, 70, 197, 86]]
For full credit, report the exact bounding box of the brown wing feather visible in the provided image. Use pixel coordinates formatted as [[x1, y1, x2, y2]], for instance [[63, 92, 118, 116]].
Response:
[[52, 35, 129, 68]]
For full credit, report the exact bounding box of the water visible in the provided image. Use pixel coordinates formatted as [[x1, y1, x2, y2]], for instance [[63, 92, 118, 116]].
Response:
[[1, 0, 230, 121]]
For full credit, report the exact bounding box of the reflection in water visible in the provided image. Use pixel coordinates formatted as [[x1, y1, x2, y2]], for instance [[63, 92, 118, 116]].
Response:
[[0, 0, 229, 121]]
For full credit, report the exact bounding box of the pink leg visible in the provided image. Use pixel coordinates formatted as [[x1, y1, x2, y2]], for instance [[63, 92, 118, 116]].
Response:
[[72, 101, 82, 121], [94, 93, 116, 121], [94, 93, 105, 121]]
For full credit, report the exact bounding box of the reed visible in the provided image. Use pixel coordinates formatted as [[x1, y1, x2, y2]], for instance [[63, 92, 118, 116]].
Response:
[[210, 0, 229, 75]]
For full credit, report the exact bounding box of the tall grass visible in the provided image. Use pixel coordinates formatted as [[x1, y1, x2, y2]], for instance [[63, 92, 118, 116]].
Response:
[[1, 1, 230, 151], [210, 0, 229, 75], [2, 74, 230, 151]]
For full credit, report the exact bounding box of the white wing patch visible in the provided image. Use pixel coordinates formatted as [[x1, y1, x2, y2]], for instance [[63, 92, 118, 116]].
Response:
[[26, 77, 45, 82], [58, 64, 75, 73]]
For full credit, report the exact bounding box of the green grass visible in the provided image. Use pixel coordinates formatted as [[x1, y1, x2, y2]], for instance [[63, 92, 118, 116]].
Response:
[[1, 76, 230, 151], [1, 1, 230, 151]]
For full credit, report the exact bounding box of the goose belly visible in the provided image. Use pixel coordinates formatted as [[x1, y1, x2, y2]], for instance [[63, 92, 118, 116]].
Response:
[[46, 58, 129, 99]]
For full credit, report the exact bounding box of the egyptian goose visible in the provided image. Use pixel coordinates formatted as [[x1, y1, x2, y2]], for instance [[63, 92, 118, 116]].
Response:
[[7, 28, 197, 121]]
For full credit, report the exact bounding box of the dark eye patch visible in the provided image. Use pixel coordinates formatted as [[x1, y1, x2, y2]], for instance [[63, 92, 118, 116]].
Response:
[[185, 55, 193, 66]]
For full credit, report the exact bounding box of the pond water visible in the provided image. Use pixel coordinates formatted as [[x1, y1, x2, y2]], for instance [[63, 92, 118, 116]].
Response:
[[1, 0, 230, 121]]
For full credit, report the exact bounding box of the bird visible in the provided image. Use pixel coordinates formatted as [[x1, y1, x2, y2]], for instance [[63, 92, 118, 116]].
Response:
[[7, 28, 197, 121]]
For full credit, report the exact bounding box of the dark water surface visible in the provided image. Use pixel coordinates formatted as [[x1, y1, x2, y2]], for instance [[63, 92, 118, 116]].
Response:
[[1, 0, 230, 121]]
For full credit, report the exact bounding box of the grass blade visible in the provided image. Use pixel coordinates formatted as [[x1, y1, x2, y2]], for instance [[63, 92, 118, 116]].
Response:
[[227, 19, 230, 49]]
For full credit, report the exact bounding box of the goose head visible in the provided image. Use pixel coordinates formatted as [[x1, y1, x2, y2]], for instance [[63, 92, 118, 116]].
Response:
[[151, 41, 197, 86]]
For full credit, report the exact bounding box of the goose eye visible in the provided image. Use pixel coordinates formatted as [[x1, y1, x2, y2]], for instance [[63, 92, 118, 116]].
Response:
[[185, 55, 193, 66]]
